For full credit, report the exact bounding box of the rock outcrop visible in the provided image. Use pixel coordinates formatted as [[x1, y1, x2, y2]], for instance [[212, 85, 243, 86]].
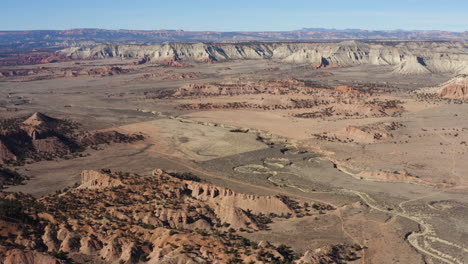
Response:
[[79, 170, 123, 189], [86, 66, 128, 76], [0, 141, 16, 162], [149, 78, 362, 99], [298, 244, 361, 264], [340, 122, 404, 144], [0, 167, 26, 188], [335, 85, 359, 93], [64, 41, 468, 74], [0, 113, 143, 165], [22, 112, 54, 127], [185, 181, 293, 229], [0, 169, 343, 263], [393, 56, 432, 74], [2, 249, 64, 264], [438, 74, 468, 99], [316, 122, 405, 143], [187, 181, 292, 215], [136, 71, 200, 81]]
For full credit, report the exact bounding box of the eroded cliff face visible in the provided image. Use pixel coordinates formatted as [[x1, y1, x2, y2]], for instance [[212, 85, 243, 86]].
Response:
[[64, 41, 468, 74], [438, 74, 468, 99], [185, 180, 294, 229], [0, 113, 144, 167], [0, 169, 351, 264], [187, 181, 292, 215], [2, 249, 63, 264], [419, 74, 468, 99]]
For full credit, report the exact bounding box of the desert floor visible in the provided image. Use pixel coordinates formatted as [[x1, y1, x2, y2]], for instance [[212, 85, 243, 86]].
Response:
[[2, 58, 467, 263]]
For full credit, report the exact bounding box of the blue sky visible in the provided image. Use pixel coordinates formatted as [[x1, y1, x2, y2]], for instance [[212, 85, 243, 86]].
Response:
[[1, 0, 467, 31]]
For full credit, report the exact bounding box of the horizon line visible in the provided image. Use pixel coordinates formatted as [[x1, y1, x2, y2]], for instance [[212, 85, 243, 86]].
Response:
[[0, 27, 466, 33]]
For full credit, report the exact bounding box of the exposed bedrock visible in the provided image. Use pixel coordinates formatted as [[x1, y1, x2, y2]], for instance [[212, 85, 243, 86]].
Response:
[[64, 41, 468, 74]]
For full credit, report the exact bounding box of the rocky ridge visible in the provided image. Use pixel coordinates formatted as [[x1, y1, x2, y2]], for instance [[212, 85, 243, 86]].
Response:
[[64, 41, 468, 74], [418, 74, 468, 99], [152, 79, 404, 119], [316, 122, 405, 144], [0, 113, 143, 166], [438, 74, 468, 99], [0, 169, 359, 264]]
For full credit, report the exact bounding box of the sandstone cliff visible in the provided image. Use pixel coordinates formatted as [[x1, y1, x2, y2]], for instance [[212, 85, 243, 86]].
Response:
[[64, 41, 468, 74], [419, 74, 468, 99], [438, 74, 468, 99], [0, 169, 349, 263]]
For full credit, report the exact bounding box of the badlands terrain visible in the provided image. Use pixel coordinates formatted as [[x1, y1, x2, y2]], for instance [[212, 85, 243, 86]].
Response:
[[0, 40, 468, 263]]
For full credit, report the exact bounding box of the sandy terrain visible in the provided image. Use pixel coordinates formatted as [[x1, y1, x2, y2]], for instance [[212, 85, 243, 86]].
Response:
[[1, 54, 468, 263]]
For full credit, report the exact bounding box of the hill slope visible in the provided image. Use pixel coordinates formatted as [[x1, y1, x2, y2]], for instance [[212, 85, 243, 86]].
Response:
[[0, 113, 143, 165], [0, 169, 358, 264]]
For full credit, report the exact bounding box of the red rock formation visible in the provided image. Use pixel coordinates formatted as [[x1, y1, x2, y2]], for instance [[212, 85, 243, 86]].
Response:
[[137, 71, 200, 81], [165, 78, 318, 98], [0, 52, 69, 66], [438, 75, 468, 99], [186, 181, 292, 215], [298, 244, 361, 264], [162, 58, 192, 68], [133, 55, 151, 65], [335, 85, 359, 93], [79, 170, 123, 189], [3, 249, 64, 264], [0, 113, 143, 165], [0, 69, 37, 78], [0, 169, 339, 263], [185, 180, 294, 229]]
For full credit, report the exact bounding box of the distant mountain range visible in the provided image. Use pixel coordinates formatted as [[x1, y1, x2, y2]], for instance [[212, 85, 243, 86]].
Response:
[[0, 28, 467, 52]]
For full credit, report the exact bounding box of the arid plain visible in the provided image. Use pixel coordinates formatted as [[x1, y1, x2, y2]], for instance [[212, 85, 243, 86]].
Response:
[[1, 41, 468, 263]]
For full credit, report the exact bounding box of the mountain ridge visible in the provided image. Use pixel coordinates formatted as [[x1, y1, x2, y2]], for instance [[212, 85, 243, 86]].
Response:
[[1, 28, 467, 52]]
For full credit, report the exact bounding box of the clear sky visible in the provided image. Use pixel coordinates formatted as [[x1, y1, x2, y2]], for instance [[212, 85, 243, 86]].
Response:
[[1, 0, 467, 32]]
